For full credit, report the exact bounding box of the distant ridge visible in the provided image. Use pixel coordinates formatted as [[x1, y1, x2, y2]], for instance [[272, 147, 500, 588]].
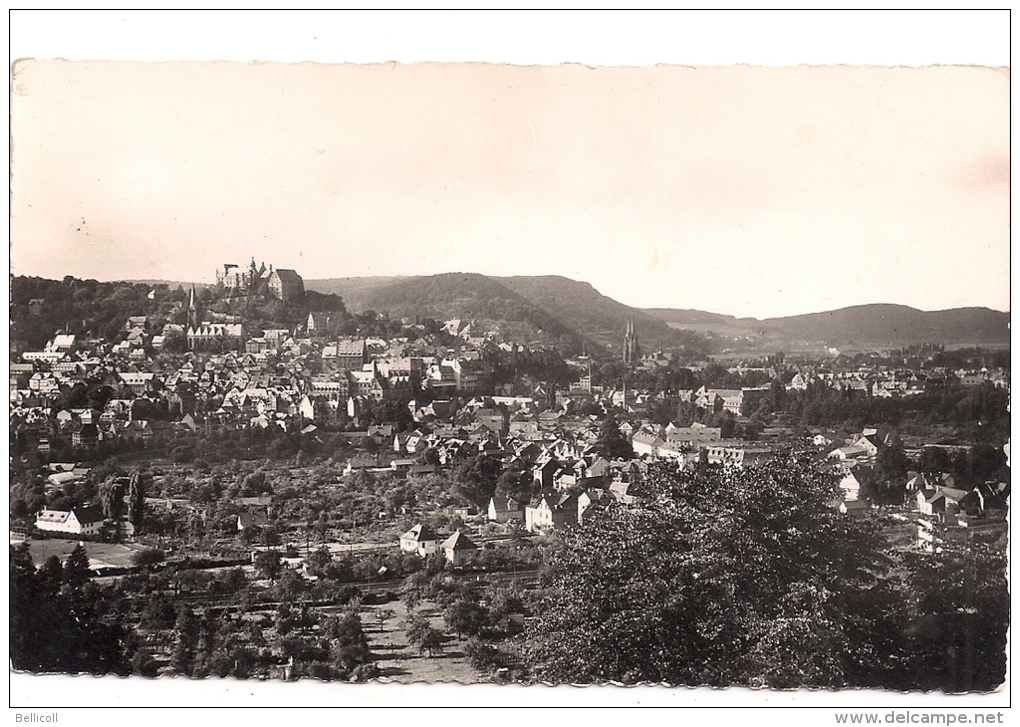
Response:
[[116, 279, 209, 290], [306, 275, 1009, 349], [307, 273, 682, 352], [644, 303, 1010, 346]]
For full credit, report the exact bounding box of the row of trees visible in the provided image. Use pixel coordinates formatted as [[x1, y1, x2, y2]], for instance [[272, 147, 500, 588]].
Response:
[[777, 379, 1010, 435]]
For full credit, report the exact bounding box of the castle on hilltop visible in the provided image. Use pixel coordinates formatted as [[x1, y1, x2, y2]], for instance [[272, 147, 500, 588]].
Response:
[[216, 259, 305, 303]]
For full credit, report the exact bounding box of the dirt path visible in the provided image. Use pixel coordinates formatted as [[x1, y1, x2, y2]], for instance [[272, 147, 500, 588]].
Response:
[[361, 598, 486, 684]]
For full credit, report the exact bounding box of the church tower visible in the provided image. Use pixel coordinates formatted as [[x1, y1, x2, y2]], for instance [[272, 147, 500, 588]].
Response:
[[187, 284, 200, 331], [623, 317, 640, 365]]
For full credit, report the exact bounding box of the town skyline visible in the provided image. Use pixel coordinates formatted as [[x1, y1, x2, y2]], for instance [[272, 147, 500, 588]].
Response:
[[11, 61, 1009, 320]]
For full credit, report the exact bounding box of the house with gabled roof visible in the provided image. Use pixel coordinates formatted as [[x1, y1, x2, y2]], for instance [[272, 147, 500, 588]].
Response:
[[35, 506, 106, 536], [631, 429, 663, 458], [440, 530, 479, 566], [488, 495, 524, 523], [399, 523, 444, 557], [828, 444, 868, 462], [69, 422, 100, 448], [837, 498, 869, 518], [917, 486, 970, 521], [838, 471, 862, 502], [532, 457, 560, 490], [266, 268, 305, 303], [525, 491, 592, 533]]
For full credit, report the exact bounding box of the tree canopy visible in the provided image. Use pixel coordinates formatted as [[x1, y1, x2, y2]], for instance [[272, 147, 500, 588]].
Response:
[[525, 455, 1006, 691]]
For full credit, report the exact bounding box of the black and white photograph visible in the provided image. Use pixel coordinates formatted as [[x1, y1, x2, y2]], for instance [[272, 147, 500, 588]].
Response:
[[8, 10, 1011, 719]]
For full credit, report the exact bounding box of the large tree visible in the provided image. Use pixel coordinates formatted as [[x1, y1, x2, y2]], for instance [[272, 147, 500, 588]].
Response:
[[453, 454, 502, 507], [98, 477, 127, 522], [253, 550, 283, 582], [127, 470, 146, 530], [64, 542, 92, 590], [11, 544, 129, 675], [598, 415, 634, 460], [525, 455, 911, 688], [898, 542, 1008, 693], [495, 458, 534, 505]]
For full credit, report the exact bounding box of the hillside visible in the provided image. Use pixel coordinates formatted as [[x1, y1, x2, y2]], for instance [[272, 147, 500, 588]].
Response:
[[10, 276, 190, 349], [16, 273, 1009, 354], [309, 273, 585, 348], [760, 304, 1011, 346], [123, 279, 209, 292], [497, 276, 676, 347], [304, 276, 409, 307], [306, 273, 693, 353], [641, 309, 739, 327], [307, 275, 1008, 351], [644, 304, 1011, 347]]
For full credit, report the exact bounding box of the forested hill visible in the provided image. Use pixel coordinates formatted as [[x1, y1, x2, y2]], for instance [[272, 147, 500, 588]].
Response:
[[307, 274, 1009, 350], [9, 276, 348, 351], [644, 304, 1010, 347], [498, 276, 668, 346], [308, 273, 582, 347], [10, 277, 188, 349], [305, 273, 683, 353], [760, 305, 1010, 345]]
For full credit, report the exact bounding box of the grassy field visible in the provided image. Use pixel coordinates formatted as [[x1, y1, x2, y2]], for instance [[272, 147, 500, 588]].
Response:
[[16, 537, 145, 569]]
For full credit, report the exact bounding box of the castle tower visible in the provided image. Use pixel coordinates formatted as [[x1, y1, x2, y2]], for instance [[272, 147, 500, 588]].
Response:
[[623, 317, 640, 365]]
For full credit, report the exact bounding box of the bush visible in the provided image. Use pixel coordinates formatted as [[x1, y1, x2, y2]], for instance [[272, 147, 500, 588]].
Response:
[[131, 547, 166, 569], [465, 637, 503, 671], [405, 614, 445, 657]]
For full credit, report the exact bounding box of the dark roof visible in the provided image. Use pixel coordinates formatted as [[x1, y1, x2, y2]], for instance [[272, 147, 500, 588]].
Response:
[[73, 506, 106, 524], [441, 530, 478, 551], [489, 495, 520, 512], [272, 269, 303, 284], [402, 523, 442, 543]]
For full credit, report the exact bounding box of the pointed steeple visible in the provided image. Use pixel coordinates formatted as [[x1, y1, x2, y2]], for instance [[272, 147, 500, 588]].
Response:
[[187, 284, 199, 330], [623, 317, 639, 366]]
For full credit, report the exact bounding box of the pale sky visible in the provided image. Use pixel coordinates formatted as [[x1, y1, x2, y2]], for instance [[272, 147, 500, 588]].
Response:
[[10, 60, 1009, 319]]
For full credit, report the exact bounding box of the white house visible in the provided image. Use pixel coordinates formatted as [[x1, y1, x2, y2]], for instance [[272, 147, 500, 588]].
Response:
[[838, 472, 862, 502], [488, 495, 523, 523], [440, 530, 479, 566], [525, 491, 592, 533], [399, 523, 443, 557], [35, 506, 106, 536]]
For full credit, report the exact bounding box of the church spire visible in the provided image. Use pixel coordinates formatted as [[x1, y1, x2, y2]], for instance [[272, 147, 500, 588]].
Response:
[[623, 317, 640, 366], [187, 284, 199, 330]]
